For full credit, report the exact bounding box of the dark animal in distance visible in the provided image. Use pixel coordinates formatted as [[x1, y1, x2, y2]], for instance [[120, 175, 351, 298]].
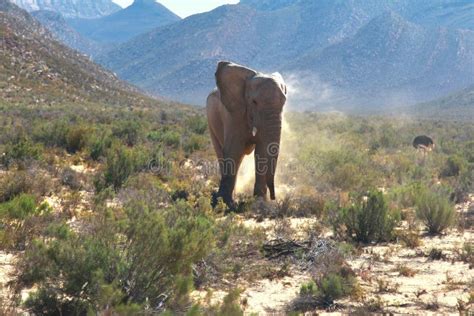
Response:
[[413, 135, 435, 151]]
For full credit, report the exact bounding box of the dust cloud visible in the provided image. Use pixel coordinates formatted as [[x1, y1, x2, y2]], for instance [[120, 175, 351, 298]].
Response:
[[234, 111, 296, 196], [235, 71, 337, 196]]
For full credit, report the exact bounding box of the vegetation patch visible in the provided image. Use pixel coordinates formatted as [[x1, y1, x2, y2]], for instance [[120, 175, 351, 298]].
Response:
[[17, 198, 215, 314], [415, 189, 456, 234], [332, 191, 400, 243]]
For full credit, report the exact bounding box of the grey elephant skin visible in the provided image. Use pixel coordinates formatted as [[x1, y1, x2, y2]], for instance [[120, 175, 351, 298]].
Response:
[[206, 61, 287, 208]]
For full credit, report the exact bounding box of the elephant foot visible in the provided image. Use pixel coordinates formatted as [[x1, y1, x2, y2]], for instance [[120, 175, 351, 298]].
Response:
[[211, 191, 219, 208], [211, 191, 236, 213]]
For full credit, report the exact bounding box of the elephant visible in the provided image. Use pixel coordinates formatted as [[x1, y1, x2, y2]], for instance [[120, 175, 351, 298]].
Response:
[[206, 61, 287, 208]]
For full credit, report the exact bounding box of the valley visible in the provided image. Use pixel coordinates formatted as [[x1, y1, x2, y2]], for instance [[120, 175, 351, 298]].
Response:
[[0, 0, 473, 314]]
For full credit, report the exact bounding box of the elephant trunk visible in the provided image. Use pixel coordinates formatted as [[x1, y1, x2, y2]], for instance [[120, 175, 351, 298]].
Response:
[[261, 112, 282, 201]]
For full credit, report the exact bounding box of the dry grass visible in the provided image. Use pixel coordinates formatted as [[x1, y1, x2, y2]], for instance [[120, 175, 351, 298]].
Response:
[[395, 264, 417, 277]]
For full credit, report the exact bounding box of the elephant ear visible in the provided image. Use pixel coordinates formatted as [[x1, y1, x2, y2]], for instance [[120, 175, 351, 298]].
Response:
[[215, 61, 257, 113]]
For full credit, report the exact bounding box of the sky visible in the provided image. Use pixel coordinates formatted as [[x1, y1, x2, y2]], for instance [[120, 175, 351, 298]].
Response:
[[112, 0, 240, 18]]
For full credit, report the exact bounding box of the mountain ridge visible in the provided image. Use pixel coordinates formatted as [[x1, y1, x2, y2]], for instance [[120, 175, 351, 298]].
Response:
[[9, 0, 120, 18], [98, 1, 474, 108], [287, 11, 474, 109], [31, 10, 103, 57], [67, 0, 181, 44]]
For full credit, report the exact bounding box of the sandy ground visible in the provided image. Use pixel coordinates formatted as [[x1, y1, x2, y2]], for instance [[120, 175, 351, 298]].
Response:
[[242, 272, 312, 314], [192, 195, 474, 315], [1, 178, 472, 314], [0, 251, 18, 312], [344, 230, 472, 314]]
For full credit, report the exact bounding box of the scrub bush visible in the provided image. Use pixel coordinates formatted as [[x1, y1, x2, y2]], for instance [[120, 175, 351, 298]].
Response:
[[333, 191, 399, 243], [18, 199, 215, 314], [415, 189, 455, 234]]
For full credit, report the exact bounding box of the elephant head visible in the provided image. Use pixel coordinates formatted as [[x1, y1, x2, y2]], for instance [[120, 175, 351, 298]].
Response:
[[215, 61, 287, 202]]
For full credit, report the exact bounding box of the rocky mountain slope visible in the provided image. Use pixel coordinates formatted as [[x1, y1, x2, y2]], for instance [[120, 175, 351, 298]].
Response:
[[9, 0, 120, 18], [31, 10, 103, 57], [97, 0, 474, 109], [68, 0, 180, 44], [0, 0, 154, 106], [289, 12, 474, 110]]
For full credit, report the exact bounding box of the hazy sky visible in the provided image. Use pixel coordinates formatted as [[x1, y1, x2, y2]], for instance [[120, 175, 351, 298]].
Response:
[[112, 0, 240, 18]]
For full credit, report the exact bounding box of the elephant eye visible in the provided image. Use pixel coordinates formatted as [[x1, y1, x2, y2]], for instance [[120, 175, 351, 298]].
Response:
[[252, 100, 258, 106]]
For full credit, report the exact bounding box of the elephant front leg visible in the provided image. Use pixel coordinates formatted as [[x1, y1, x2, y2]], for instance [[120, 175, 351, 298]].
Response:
[[214, 145, 245, 209], [253, 145, 268, 199], [217, 174, 237, 208]]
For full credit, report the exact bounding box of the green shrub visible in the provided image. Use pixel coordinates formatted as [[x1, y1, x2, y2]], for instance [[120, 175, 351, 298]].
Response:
[[1, 138, 42, 167], [186, 116, 208, 135], [18, 199, 216, 314], [96, 143, 148, 191], [388, 182, 427, 209], [65, 125, 88, 153], [415, 189, 455, 234], [370, 124, 401, 150], [32, 120, 69, 148], [112, 120, 142, 146], [457, 243, 473, 267], [294, 195, 326, 218], [161, 130, 182, 148], [464, 141, 474, 163], [441, 155, 467, 177], [448, 168, 473, 203], [273, 195, 326, 218], [21, 230, 126, 314], [0, 194, 51, 250], [293, 269, 358, 311], [0, 171, 32, 202], [318, 272, 356, 304], [148, 128, 182, 148], [317, 149, 380, 192], [0, 193, 37, 220], [183, 134, 208, 154], [300, 280, 318, 296], [89, 131, 112, 161], [334, 191, 399, 243], [61, 167, 81, 190], [214, 289, 243, 316]]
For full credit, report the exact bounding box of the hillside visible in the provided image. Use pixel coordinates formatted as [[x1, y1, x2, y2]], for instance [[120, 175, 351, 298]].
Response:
[[289, 12, 474, 110], [31, 10, 103, 57], [97, 0, 474, 108], [9, 0, 120, 18], [405, 85, 474, 121], [97, 1, 377, 105], [406, 0, 474, 30], [0, 1, 473, 315], [0, 0, 162, 107], [67, 0, 181, 44]]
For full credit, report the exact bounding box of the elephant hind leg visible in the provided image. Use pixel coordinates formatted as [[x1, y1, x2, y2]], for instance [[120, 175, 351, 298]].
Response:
[[209, 128, 223, 160], [206, 91, 225, 161]]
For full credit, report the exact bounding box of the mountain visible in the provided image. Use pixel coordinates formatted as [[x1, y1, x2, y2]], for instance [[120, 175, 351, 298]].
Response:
[[98, 1, 380, 104], [404, 0, 474, 30], [289, 12, 474, 110], [67, 0, 181, 44], [9, 0, 120, 18], [98, 0, 474, 108], [31, 10, 103, 57], [0, 0, 154, 107]]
